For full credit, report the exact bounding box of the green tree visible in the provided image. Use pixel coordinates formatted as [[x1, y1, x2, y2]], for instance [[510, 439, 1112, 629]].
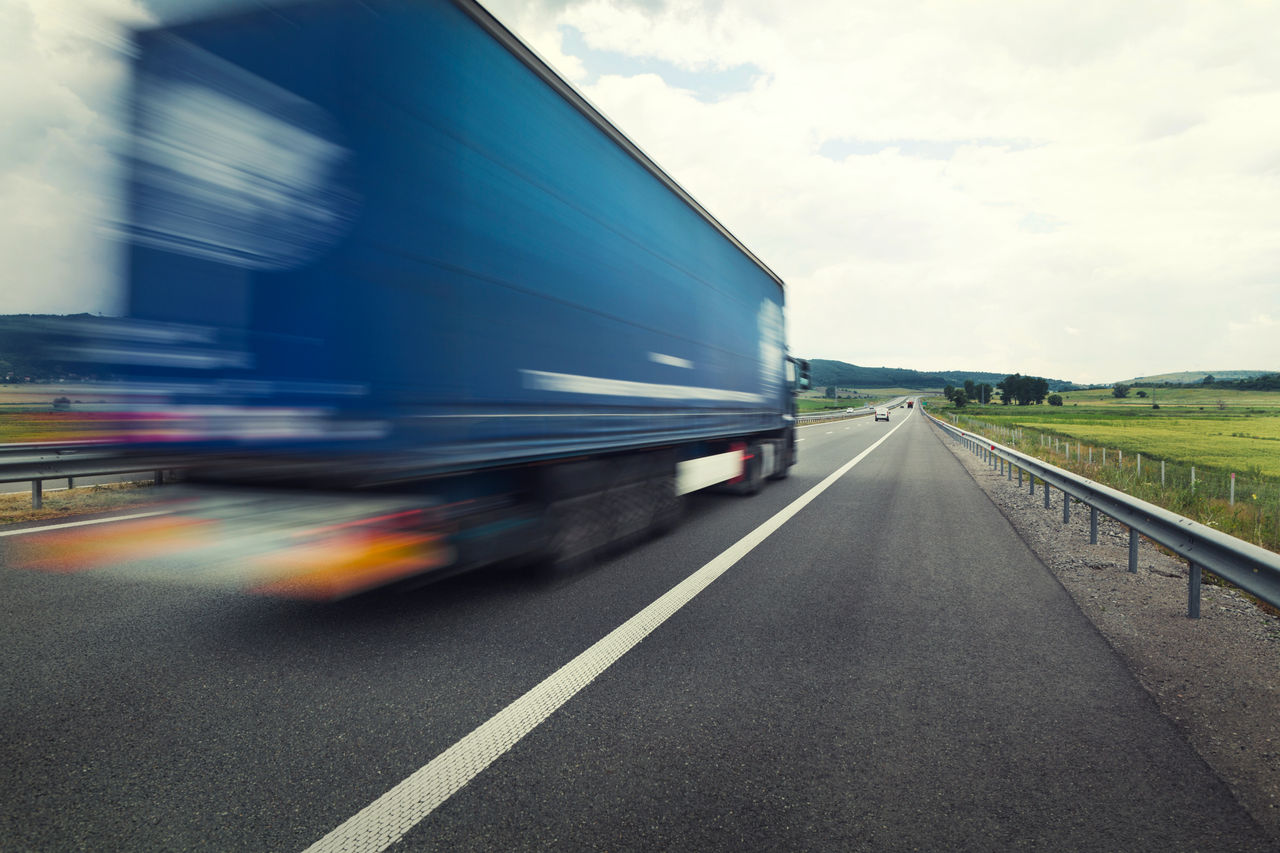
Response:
[[1047, 394, 1063, 406], [952, 390, 968, 408], [998, 373, 1050, 405], [1112, 383, 1131, 398], [996, 374, 1017, 405], [943, 385, 956, 401], [824, 385, 836, 399]]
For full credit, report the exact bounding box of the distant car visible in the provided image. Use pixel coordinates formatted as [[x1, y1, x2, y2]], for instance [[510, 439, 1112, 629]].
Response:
[[875, 407, 889, 421], [906, 401, 914, 409], [845, 408, 854, 413]]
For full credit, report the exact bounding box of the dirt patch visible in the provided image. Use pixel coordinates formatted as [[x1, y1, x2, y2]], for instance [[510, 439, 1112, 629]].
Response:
[[934, 422, 1280, 843], [0, 482, 164, 527]]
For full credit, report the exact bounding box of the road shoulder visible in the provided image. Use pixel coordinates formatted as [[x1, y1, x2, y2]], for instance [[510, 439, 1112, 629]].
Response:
[[930, 418, 1280, 844]]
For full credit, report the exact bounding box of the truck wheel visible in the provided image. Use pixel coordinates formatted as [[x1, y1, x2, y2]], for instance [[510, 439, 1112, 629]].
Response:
[[604, 473, 654, 551], [767, 440, 792, 481], [735, 444, 764, 496], [540, 493, 606, 573], [650, 471, 683, 534]]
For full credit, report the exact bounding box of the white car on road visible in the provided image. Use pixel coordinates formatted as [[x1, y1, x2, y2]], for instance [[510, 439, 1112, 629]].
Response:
[[874, 407, 890, 422]]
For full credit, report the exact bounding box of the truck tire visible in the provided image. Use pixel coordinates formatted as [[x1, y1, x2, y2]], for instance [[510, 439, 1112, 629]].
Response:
[[734, 444, 765, 496], [649, 470, 683, 534], [767, 439, 792, 481], [540, 493, 607, 573]]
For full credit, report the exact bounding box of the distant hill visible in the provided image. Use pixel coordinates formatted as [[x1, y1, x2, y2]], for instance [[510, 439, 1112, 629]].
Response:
[[807, 359, 1072, 391], [0, 314, 102, 382], [1126, 370, 1275, 385]]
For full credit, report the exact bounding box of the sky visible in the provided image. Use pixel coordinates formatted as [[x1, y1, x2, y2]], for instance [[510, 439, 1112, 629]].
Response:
[[4, 0, 1279, 385]]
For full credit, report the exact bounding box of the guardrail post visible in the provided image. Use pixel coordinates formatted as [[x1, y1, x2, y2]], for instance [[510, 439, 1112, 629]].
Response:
[[31, 479, 42, 509], [1044, 482, 1051, 509], [1029, 474, 1035, 496], [1128, 528, 1139, 573], [1188, 563, 1201, 618], [1017, 467, 1023, 487], [1090, 507, 1098, 544], [1063, 492, 1070, 523]]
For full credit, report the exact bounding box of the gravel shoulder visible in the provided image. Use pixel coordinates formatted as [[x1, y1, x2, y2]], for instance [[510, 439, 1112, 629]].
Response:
[[931, 418, 1280, 844]]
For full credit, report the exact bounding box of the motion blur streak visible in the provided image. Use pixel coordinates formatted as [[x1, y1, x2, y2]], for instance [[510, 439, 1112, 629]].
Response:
[[8, 514, 215, 574], [8, 491, 454, 600], [249, 529, 453, 600]]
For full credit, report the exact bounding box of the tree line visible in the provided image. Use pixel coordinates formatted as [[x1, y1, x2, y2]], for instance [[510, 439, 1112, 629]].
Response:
[[943, 374, 1053, 408], [1191, 373, 1280, 391]]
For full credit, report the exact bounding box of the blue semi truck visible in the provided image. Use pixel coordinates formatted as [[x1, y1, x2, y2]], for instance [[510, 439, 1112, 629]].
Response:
[[70, 0, 808, 596]]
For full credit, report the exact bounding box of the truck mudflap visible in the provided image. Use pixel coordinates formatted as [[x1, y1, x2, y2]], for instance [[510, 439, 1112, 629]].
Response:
[[10, 488, 455, 601]]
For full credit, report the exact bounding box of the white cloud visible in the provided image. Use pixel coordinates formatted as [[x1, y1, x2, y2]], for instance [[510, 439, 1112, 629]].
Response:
[[0, 0, 151, 316], [487, 0, 1280, 383]]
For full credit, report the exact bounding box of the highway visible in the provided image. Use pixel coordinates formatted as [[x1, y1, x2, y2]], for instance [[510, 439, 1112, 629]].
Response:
[[0, 410, 1269, 851]]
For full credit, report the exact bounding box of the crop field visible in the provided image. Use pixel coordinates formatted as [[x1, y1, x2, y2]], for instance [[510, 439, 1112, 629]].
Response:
[[1057, 386, 1280, 409], [957, 408, 1280, 478], [931, 386, 1280, 552], [0, 384, 133, 444]]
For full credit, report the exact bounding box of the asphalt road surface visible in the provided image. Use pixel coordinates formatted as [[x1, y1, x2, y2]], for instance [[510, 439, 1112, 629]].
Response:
[[0, 411, 1270, 851]]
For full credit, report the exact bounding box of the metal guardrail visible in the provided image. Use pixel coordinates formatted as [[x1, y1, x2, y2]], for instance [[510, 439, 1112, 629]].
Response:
[[0, 445, 187, 509], [928, 413, 1280, 617], [796, 407, 873, 423]]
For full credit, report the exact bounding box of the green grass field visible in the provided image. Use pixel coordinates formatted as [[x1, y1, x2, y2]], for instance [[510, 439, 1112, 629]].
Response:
[[937, 391, 1280, 478], [930, 386, 1280, 552], [1056, 386, 1280, 409]]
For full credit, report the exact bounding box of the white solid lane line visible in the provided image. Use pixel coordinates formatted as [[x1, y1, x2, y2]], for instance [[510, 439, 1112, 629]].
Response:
[[0, 510, 171, 538], [304, 417, 910, 853]]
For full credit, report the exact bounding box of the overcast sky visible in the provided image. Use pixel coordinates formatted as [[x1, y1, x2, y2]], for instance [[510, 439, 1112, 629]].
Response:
[[4, 0, 1278, 384]]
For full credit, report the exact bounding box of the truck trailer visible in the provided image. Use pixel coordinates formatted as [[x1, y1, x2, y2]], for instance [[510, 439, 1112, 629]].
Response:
[[66, 0, 807, 597]]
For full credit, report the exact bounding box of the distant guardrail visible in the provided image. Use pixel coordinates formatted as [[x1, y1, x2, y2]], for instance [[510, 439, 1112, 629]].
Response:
[[927, 413, 1280, 618], [796, 406, 873, 423], [0, 444, 186, 509], [1, 403, 901, 508]]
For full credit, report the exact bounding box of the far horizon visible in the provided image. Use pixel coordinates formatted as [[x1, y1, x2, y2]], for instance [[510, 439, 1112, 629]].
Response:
[[0, 314, 1275, 390]]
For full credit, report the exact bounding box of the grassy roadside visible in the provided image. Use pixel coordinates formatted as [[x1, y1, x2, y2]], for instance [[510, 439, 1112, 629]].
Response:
[[0, 482, 167, 527], [928, 390, 1280, 554]]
